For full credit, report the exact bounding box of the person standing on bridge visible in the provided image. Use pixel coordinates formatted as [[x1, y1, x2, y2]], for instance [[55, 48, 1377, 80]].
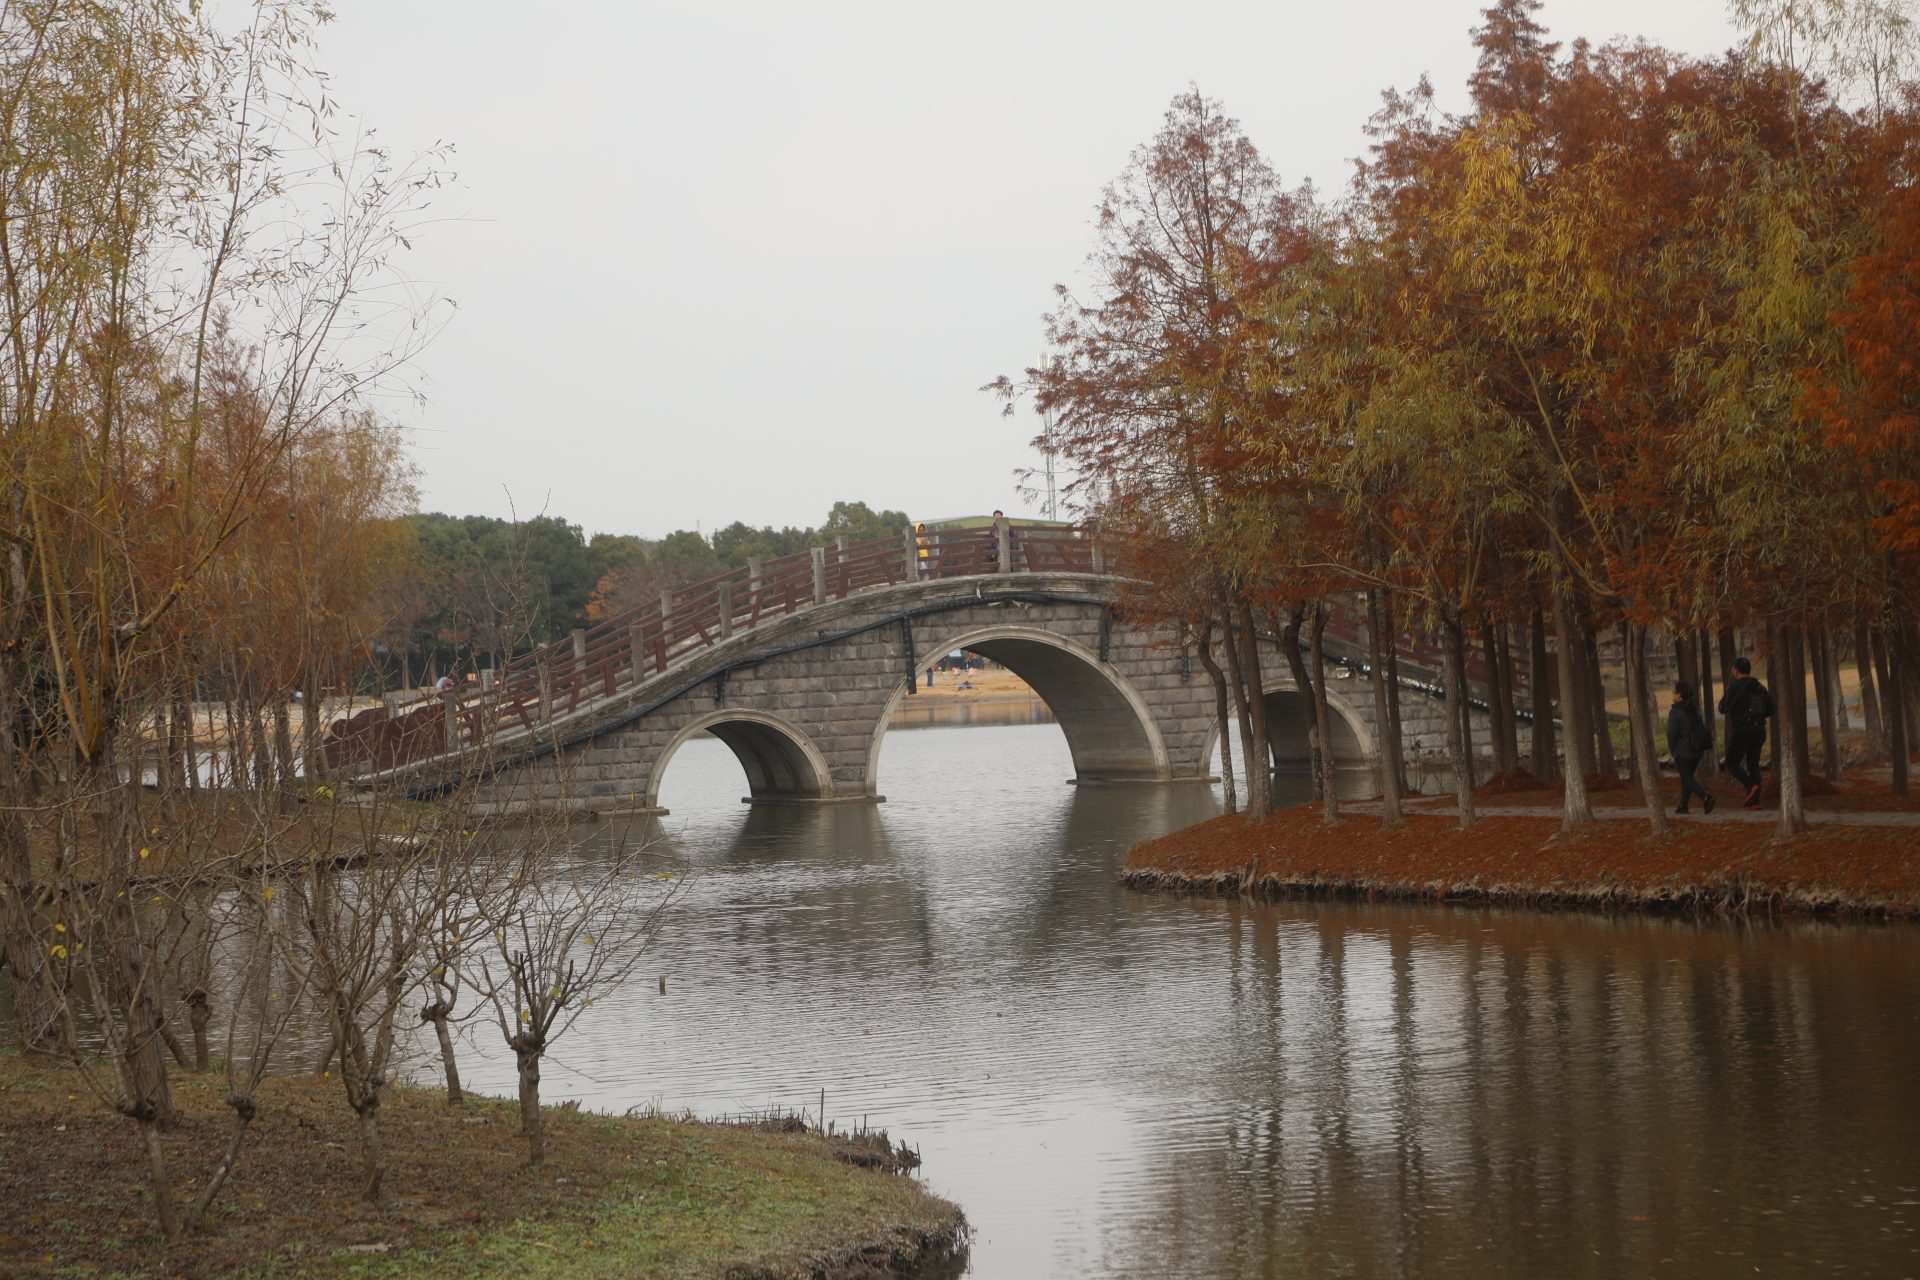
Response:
[[1718, 656, 1775, 809], [1667, 681, 1715, 815]]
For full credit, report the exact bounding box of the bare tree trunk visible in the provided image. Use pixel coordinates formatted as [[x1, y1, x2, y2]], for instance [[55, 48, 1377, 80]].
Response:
[[192, 1094, 256, 1228], [1382, 593, 1408, 796], [1811, 627, 1844, 781], [1899, 613, 1920, 755], [1497, 621, 1521, 772], [156, 702, 178, 803], [1857, 622, 1886, 762], [1441, 610, 1477, 829], [1830, 628, 1852, 733], [1449, 618, 1479, 793], [1278, 605, 1319, 803], [1696, 631, 1721, 779], [1196, 621, 1238, 815], [424, 1002, 465, 1105], [248, 693, 273, 792], [1529, 607, 1557, 782], [139, 1116, 179, 1239], [1217, 598, 1266, 821], [1567, 629, 1596, 780], [187, 990, 211, 1073], [158, 1014, 191, 1071], [179, 685, 201, 794], [1482, 619, 1514, 775], [331, 1006, 388, 1202], [1625, 623, 1670, 835], [1888, 623, 1911, 798], [1236, 596, 1273, 815], [358, 1105, 385, 1201], [1585, 627, 1617, 778], [1676, 630, 1698, 703], [272, 696, 297, 812], [1552, 581, 1594, 830], [0, 592, 58, 1052], [1310, 603, 1339, 823], [1789, 624, 1814, 784], [98, 770, 176, 1128], [1365, 586, 1401, 823], [299, 673, 322, 798], [1773, 621, 1809, 836], [516, 1042, 545, 1165]]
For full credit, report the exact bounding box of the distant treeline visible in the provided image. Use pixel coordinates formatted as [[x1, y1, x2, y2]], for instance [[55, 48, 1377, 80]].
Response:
[[384, 501, 908, 685]]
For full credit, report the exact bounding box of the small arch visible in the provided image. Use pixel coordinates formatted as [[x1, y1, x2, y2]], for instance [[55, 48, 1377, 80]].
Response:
[[1201, 680, 1376, 772], [868, 624, 1169, 788], [647, 710, 833, 807]]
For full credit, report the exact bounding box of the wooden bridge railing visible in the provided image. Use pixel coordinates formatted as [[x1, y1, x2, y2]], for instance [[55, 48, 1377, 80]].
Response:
[[325, 521, 1099, 773]]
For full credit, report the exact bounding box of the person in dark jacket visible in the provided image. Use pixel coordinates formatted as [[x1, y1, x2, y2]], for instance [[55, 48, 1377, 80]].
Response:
[[1667, 680, 1716, 815], [1717, 656, 1776, 810]]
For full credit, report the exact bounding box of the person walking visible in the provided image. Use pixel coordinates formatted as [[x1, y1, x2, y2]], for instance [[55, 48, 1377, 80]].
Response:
[[1717, 656, 1776, 809], [1667, 681, 1716, 815]]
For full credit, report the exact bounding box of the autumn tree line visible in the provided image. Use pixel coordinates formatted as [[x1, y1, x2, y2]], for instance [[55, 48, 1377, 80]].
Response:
[[0, 1, 684, 1244], [1009, 0, 1920, 842]]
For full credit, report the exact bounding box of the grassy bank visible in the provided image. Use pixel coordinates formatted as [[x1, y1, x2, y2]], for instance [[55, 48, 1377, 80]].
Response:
[[0, 1054, 963, 1279], [1124, 783, 1920, 916]]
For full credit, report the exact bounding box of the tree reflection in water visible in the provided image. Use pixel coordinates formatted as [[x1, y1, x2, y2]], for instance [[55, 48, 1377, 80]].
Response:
[[442, 722, 1919, 1280]]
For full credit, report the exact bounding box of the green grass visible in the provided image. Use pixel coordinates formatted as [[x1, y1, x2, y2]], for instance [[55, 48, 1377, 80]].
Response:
[[3, 1052, 962, 1280], [259, 1117, 961, 1280]]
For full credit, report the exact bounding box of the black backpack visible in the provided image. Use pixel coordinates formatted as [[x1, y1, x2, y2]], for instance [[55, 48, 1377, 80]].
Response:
[[1726, 677, 1773, 733]]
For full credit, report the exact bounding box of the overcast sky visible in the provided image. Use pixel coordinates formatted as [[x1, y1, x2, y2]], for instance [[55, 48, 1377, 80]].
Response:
[[311, 0, 1743, 541]]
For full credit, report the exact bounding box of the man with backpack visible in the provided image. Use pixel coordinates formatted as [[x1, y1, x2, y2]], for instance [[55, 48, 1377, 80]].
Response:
[[1718, 656, 1776, 809]]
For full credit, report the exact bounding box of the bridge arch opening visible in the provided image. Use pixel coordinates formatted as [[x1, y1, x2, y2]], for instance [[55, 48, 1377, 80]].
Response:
[[1204, 683, 1374, 779], [869, 626, 1168, 789], [647, 710, 833, 808]]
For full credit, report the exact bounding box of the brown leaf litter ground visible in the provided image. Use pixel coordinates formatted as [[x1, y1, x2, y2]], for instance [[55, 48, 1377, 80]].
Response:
[[1126, 770, 1920, 915]]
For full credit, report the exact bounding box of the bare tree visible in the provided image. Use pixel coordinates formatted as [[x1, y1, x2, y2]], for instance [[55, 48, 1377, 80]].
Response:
[[470, 824, 680, 1165]]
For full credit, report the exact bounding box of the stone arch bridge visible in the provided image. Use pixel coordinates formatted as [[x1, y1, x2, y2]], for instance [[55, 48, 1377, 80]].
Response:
[[328, 523, 1477, 814]]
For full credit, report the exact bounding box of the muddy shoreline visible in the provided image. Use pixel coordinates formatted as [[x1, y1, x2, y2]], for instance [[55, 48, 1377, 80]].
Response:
[[1120, 864, 1919, 918]]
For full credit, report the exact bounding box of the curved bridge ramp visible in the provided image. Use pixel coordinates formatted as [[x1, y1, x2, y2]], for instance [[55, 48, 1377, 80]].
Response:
[[327, 524, 1512, 815]]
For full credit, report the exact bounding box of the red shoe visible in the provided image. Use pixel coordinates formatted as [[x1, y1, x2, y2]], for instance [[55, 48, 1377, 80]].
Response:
[[1744, 784, 1763, 809]]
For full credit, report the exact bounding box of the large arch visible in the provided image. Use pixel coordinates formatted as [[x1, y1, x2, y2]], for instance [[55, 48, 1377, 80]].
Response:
[[646, 709, 834, 807], [866, 624, 1170, 790]]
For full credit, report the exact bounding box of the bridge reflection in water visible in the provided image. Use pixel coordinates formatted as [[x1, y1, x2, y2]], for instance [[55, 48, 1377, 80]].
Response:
[[443, 721, 1920, 1280]]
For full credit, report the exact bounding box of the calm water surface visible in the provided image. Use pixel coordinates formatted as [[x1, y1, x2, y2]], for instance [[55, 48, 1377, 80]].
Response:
[[443, 721, 1918, 1279]]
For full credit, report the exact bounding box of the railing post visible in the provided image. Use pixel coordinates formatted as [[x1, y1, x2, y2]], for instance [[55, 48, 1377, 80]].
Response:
[[383, 692, 402, 719], [748, 556, 763, 597], [571, 628, 587, 662], [441, 689, 461, 750], [812, 547, 827, 606], [902, 525, 919, 581], [718, 581, 733, 639], [479, 668, 495, 692], [537, 654, 553, 723], [1090, 523, 1103, 576], [995, 516, 1011, 576], [628, 624, 646, 677]]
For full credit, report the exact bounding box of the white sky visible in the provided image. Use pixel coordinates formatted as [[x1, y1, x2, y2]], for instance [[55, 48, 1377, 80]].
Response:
[[311, 0, 1743, 540]]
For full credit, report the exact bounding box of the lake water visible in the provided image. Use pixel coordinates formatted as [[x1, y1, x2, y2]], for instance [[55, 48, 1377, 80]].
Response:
[[438, 720, 1920, 1279]]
